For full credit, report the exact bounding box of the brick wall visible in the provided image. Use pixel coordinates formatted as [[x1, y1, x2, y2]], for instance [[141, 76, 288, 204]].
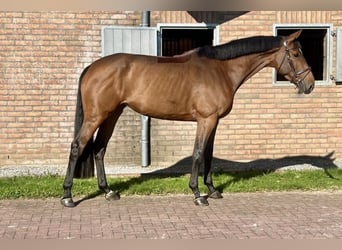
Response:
[[0, 11, 141, 169], [1, 11, 342, 173]]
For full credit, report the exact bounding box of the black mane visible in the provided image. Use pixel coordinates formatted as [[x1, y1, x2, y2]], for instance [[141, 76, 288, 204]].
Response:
[[197, 35, 283, 60]]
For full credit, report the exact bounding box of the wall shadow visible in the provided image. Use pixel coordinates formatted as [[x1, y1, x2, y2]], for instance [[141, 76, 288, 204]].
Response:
[[148, 151, 338, 176], [75, 151, 339, 206]]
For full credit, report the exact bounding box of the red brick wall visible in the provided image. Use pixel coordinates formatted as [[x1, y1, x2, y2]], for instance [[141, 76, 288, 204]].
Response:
[[1, 11, 342, 172], [0, 11, 141, 168]]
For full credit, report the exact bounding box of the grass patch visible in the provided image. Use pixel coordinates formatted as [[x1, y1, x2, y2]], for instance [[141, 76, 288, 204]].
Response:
[[0, 169, 342, 199]]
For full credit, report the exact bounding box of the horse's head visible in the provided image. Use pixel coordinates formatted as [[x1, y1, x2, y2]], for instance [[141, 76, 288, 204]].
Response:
[[276, 30, 315, 94]]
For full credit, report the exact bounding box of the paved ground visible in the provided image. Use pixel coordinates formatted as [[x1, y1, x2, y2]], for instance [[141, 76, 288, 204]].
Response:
[[1, 191, 342, 239]]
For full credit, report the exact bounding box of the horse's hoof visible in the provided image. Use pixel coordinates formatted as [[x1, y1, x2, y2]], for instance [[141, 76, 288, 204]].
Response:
[[194, 196, 209, 206], [105, 190, 120, 201], [61, 197, 76, 208], [209, 190, 223, 199]]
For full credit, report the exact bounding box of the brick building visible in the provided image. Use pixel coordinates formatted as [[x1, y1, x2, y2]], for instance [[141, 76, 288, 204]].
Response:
[[0, 11, 342, 175]]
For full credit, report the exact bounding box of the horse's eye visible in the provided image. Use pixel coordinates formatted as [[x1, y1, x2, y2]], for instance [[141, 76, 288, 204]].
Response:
[[293, 52, 299, 58]]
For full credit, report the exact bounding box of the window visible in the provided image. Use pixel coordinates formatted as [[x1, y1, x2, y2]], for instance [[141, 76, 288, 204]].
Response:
[[157, 24, 218, 56], [273, 24, 333, 85]]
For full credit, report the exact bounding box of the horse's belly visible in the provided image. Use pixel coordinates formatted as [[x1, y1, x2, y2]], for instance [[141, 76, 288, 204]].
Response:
[[126, 98, 195, 121]]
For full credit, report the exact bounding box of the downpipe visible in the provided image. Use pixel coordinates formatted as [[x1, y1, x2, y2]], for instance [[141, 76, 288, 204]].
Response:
[[141, 11, 151, 168], [141, 115, 151, 167]]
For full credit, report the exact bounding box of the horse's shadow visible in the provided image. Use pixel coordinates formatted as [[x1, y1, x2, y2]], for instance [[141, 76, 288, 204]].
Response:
[[74, 151, 339, 206]]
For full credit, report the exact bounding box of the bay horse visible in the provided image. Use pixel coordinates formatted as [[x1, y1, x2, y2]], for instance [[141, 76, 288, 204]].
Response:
[[61, 30, 314, 207]]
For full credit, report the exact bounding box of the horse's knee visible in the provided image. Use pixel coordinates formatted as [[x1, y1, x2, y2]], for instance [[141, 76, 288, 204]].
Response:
[[193, 149, 204, 165]]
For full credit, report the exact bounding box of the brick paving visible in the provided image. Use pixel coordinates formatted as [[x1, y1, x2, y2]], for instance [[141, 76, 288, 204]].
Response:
[[1, 191, 342, 239]]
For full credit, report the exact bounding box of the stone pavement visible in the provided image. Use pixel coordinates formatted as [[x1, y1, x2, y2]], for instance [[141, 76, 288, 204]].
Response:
[[1, 191, 342, 239]]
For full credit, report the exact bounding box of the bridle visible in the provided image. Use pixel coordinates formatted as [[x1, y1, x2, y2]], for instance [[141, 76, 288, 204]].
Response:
[[278, 41, 312, 87]]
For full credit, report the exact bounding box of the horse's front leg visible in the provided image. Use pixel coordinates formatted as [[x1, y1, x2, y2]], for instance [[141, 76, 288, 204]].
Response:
[[190, 144, 207, 206], [190, 115, 219, 206]]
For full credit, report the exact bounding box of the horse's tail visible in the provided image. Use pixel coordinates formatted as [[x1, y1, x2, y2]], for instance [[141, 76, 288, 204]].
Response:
[[73, 65, 95, 179]]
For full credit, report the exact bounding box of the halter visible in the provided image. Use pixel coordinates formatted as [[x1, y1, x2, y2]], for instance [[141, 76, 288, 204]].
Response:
[[279, 41, 312, 87]]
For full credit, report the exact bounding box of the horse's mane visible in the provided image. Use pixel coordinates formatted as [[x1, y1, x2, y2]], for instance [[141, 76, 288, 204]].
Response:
[[197, 35, 283, 60]]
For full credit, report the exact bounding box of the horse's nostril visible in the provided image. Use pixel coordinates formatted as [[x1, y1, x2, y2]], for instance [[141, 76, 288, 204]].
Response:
[[309, 84, 314, 92], [305, 84, 314, 94]]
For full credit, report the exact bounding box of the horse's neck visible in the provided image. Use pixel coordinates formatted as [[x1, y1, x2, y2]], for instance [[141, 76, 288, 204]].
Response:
[[227, 52, 276, 93]]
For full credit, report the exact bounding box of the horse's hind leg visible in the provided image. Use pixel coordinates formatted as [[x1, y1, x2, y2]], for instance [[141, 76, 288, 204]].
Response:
[[93, 106, 124, 201], [62, 120, 100, 207]]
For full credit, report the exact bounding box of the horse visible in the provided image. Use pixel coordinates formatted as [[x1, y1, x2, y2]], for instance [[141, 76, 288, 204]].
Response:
[[61, 30, 314, 207]]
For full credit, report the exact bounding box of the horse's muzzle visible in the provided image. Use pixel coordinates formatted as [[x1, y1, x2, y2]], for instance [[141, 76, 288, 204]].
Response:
[[297, 80, 315, 95]]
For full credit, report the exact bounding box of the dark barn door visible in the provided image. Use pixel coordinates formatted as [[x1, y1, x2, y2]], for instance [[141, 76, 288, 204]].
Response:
[[160, 28, 214, 56]]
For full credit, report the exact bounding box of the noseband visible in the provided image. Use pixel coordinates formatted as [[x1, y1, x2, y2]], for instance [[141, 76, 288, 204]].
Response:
[[279, 41, 312, 86]]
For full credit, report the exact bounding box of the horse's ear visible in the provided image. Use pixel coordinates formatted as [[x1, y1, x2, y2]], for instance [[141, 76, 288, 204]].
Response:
[[286, 30, 302, 42]]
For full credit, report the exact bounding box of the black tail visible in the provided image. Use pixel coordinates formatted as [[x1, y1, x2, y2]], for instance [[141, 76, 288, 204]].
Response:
[[73, 66, 95, 178]]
